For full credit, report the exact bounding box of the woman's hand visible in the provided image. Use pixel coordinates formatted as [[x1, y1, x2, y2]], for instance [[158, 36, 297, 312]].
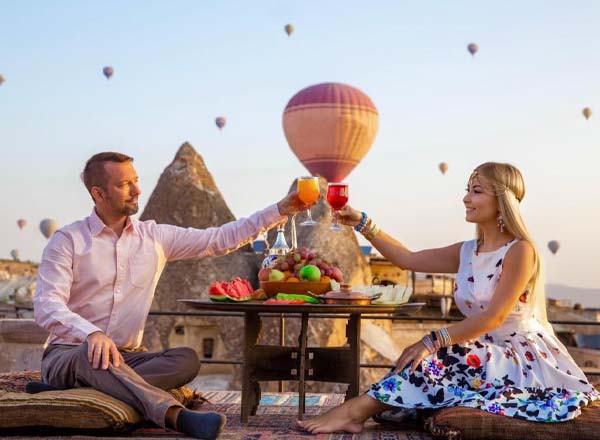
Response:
[[393, 340, 431, 374], [332, 205, 363, 227]]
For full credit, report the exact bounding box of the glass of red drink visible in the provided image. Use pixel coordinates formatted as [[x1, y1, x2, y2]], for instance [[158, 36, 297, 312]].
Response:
[[326, 183, 349, 231]]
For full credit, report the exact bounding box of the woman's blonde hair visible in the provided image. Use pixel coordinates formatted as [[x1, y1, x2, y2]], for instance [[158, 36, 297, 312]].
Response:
[[471, 162, 551, 330]]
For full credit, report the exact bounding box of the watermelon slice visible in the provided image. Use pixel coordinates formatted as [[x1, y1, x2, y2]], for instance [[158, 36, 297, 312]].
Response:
[[209, 278, 253, 302]]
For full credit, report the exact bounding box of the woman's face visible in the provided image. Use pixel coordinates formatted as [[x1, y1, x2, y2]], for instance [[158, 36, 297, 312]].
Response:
[[463, 174, 498, 224]]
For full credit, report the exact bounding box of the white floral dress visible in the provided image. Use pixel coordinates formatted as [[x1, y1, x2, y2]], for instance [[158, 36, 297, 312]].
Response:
[[367, 239, 599, 422]]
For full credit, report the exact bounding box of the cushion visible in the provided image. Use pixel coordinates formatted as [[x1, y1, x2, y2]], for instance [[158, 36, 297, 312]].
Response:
[[425, 399, 600, 440], [0, 370, 204, 434]]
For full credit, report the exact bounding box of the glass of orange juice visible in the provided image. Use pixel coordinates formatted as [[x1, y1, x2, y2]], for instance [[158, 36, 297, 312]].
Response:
[[297, 176, 320, 226]]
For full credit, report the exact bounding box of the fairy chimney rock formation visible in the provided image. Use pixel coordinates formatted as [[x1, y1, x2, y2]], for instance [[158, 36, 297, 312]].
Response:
[[139, 143, 260, 353]]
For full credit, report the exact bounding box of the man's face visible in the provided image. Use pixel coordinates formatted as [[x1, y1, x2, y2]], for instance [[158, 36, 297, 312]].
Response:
[[97, 161, 141, 216]]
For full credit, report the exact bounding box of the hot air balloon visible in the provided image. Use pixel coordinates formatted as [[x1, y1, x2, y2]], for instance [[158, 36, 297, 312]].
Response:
[[0, 75, 5, 86], [40, 219, 59, 239], [215, 116, 226, 130], [547, 240, 560, 255], [102, 66, 114, 80], [283, 83, 379, 183], [284, 24, 294, 36], [10, 249, 19, 261], [17, 219, 26, 230], [439, 162, 449, 175], [583, 107, 592, 120], [467, 43, 479, 56]]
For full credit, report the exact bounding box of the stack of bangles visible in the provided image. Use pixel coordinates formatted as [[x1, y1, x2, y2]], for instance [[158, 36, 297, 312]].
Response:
[[353, 212, 381, 241], [421, 328, 452, 355]]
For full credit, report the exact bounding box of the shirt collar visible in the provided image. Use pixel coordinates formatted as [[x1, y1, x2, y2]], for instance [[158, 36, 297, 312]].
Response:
[[88, 208, 139, 237]]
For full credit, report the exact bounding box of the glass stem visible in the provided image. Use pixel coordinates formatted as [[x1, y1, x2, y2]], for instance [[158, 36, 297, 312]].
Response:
[[306, 208, 313, 222]]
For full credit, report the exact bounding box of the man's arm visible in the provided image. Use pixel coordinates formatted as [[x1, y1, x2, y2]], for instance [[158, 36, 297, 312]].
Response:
[[33, 231, 103, 342], [157, 203, 287, 262]]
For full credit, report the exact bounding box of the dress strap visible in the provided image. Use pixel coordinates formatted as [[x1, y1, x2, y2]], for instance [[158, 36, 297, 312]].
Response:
[[459, 239, 477, 266]]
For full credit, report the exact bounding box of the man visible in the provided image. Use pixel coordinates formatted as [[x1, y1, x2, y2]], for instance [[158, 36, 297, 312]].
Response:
[[33, 152, 310, 439]]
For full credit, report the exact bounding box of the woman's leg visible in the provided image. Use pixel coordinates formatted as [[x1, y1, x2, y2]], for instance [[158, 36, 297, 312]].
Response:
[[297, 393, 390, 434]]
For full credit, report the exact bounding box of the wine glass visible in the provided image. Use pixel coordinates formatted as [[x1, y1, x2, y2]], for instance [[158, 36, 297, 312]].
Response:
[[297, 176, 320, 226], [326, 183, 349, 231]]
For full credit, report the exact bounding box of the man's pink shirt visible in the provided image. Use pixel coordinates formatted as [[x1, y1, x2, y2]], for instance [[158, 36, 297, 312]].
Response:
[[34, 204, 285, 348]]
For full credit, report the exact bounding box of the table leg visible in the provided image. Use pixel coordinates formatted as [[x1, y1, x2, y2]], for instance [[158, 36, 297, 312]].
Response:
[[345, 314, 361, 401], [242, 312, 261, 424], [297, 312, 309, 420], [278, 313, 285, 393]]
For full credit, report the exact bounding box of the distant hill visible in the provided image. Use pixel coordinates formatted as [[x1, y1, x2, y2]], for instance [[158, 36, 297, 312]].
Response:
[[546, 283, 600, 309]]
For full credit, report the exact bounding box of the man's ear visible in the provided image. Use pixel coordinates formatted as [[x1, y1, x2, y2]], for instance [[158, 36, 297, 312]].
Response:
[[91, 186, 105, 203]]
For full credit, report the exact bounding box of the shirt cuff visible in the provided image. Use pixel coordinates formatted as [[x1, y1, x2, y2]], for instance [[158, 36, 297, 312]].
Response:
[[264, 203, 287, 225], [77, 321, 104, 342]]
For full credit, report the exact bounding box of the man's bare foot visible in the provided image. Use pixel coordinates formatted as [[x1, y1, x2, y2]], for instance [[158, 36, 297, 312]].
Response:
[[296, 402, 364, 434]]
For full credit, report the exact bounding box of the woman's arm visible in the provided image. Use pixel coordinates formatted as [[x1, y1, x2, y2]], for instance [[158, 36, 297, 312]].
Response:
[[334, 205, 462, 273]]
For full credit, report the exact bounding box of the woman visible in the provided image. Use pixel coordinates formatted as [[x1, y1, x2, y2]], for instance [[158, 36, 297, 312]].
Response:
[[297, 162, 599, 434]]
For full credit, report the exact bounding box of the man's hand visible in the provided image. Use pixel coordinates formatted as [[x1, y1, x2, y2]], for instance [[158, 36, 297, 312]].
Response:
[[86, 331, 123, 370], [277, 191, 311, 216]]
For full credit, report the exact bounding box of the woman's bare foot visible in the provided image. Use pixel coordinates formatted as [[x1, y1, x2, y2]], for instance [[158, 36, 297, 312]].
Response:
[[296, 402, 364, 434]]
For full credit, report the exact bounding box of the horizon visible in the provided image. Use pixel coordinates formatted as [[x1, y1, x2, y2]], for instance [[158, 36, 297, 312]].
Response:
[[1, 1, 599, 289]]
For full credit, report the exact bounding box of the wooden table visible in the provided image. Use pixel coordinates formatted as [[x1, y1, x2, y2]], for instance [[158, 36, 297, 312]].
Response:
[[179, 300, 423, 423]]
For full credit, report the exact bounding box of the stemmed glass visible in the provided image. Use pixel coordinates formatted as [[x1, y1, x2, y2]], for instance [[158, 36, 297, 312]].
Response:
[[326, 183, 349, 231], [297, 176, 320, 226]]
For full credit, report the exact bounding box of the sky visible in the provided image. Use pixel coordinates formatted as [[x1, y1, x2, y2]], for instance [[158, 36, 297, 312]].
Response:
[[1, 1, 599, 289]]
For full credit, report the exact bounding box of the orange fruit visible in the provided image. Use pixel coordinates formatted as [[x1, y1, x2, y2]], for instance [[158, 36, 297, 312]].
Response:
[[282, 271, 292, 279], [286, 277, 300, 283], [320, 276, 332, 284]]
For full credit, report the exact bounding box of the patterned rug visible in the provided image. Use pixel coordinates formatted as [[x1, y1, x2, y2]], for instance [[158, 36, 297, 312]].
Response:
[[132, 391, 432, 440]]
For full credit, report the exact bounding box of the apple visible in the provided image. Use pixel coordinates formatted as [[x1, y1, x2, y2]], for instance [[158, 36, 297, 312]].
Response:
[[258, 268, 272, 282], [299, 265, 321, 282], [268, 270, 286, 282]]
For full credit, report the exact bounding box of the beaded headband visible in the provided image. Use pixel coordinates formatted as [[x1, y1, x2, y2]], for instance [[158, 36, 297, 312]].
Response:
[[469, 170, 522, 203]]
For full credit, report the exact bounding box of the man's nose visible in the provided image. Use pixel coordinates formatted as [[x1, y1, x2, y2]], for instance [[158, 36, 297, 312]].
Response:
[[132, 183, 141, 196]]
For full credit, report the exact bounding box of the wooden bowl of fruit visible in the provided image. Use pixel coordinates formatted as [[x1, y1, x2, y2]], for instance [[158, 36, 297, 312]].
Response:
[[259, 281, 331, 298], [258, 248, 343, 299]]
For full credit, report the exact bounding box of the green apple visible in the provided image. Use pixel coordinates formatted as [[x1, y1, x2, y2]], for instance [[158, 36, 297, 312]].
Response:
[[268, 269, 286, 282], [299, 265, 321, 282]]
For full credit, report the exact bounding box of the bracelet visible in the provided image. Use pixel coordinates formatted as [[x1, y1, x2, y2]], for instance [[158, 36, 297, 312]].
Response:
[[421, 335, 436, 354], [354, 212, 368, 231], [362, 222, 380, 241], [430, 331, 441, 351], [439, 327, 452, 347], [359, 217, 372, 233]]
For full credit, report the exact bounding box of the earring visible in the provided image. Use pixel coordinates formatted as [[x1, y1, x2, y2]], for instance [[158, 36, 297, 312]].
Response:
[[497, 214, 505, 233]]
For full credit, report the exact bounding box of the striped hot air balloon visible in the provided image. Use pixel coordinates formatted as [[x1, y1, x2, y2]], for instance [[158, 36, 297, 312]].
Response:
[[10, 249, 19, 261], [583, 107, 592, 120], [17, 219, 26, 229], [439, 162, 449, 175], [0, 74, 5, 86], [284, 24, 294, 36], [215, 116, 226, 130], [40, 218, 59, 239], [467, 43, 479, 56], [103, 66, 114, 80], [282, 83, 379, 183]]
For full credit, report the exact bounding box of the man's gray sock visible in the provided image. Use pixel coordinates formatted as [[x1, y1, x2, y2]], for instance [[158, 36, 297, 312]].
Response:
[[176, 409, 226, 440]]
